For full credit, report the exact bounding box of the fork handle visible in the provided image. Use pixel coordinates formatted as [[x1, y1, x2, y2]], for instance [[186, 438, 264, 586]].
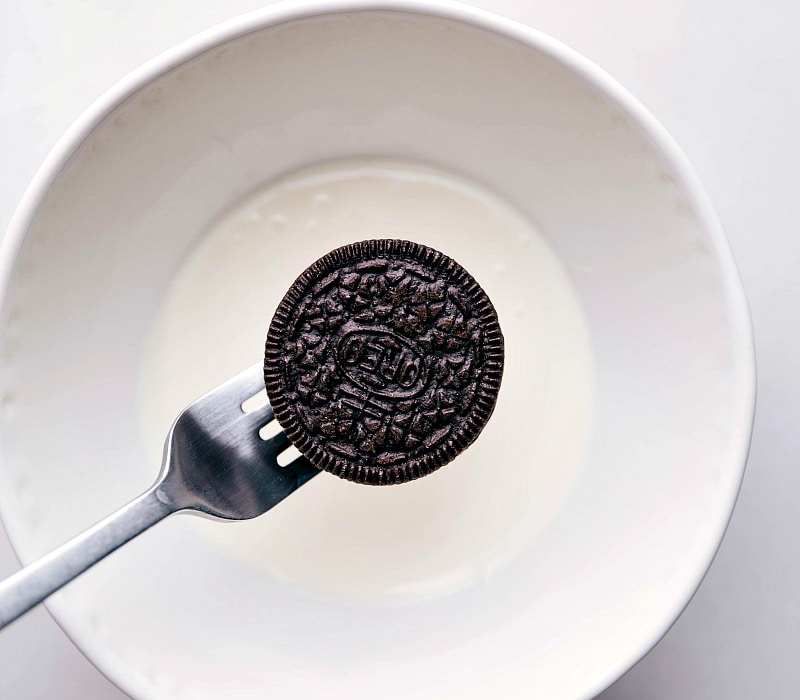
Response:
[[0, 484, 175, 630]]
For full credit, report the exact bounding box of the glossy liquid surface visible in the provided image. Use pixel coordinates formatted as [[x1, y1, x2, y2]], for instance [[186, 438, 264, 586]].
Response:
[[138, 159, 594, 602]]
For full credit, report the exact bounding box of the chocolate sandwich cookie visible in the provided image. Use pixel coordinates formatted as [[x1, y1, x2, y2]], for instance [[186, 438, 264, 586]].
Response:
[[264, 239, 504, 485]]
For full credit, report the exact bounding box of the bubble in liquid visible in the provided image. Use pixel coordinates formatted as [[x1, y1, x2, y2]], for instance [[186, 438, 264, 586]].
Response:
[[268, 213, 286, 230], [1, 394, 15, 419]]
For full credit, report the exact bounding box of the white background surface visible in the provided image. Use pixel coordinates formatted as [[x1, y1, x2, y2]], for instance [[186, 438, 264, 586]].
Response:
[[0, 1, 798, 698]]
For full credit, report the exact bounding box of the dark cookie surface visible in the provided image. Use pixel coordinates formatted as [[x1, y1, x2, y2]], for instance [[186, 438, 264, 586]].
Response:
[[264, 239, 503, 485]]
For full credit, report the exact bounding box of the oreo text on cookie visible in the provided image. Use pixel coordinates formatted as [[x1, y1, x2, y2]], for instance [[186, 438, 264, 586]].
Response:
[[264, 239, 504, 485], [336, 329, 427, 398]]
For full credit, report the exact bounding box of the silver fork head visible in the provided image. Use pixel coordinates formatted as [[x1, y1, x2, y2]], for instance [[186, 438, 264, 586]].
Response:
[[157, 364, 320, 520]]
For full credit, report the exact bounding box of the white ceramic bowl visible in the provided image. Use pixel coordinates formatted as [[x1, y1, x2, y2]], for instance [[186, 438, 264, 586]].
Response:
[[0, 1, 754, 699]]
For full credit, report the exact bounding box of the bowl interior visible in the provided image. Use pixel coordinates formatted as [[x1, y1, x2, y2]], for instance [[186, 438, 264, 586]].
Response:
[[0, 7, 752, 700]]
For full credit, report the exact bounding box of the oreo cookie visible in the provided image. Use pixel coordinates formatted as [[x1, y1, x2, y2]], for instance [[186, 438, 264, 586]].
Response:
[[264, 240, 504, 485]]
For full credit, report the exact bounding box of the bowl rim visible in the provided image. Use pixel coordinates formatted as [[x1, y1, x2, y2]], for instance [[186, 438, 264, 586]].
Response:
[[0, 1, 756, 698]]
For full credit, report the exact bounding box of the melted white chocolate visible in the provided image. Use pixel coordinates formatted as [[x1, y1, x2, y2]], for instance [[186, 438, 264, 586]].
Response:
[[137, 158, 594, 602]]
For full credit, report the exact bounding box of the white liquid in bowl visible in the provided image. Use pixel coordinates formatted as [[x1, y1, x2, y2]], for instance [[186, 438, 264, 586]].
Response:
[[138, 158, 593, 602]]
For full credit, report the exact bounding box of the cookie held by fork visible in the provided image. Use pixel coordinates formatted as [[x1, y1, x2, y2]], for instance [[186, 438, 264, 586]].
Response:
[[264, 239, 504, 485]]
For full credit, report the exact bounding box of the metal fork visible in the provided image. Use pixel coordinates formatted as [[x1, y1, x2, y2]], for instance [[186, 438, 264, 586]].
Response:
[[0, 364, 319, 630]]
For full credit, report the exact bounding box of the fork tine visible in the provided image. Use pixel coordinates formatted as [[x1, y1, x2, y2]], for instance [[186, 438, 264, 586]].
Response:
[[195, 364, 266, 410], [262, 430, 291, 457], [238, 401, 276, 433]]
